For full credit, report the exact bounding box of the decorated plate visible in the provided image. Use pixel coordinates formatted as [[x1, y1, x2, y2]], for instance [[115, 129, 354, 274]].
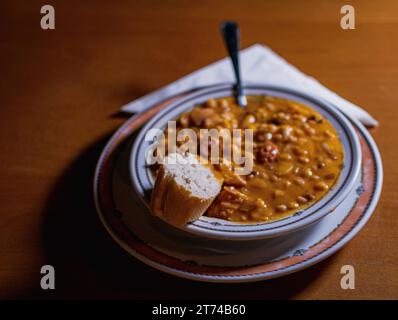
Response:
[[93, 90, 382, 282]]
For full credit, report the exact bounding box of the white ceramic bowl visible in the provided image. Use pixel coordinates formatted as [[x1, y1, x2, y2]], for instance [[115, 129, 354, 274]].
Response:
[[130, 84, 362, 240]]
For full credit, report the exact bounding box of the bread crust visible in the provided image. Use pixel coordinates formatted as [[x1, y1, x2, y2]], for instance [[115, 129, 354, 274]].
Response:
[[150, 158, 222, 227]]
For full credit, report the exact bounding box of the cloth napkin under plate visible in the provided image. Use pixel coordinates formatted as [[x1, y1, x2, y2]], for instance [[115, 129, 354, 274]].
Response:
[[121, 44, 377, 127]]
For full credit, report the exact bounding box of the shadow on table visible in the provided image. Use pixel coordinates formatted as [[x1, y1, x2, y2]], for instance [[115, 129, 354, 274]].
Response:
[[15, 132, 333, 299]]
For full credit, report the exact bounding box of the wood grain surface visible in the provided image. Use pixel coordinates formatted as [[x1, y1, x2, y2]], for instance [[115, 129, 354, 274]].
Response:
[[0, 0, 396, 299]]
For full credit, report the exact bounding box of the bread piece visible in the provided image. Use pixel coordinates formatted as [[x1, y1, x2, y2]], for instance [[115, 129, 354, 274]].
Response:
[[150, 153, 222, 227]]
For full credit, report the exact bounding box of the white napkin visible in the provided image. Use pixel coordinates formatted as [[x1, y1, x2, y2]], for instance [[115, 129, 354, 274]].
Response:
[[121, 44, 377, 127]]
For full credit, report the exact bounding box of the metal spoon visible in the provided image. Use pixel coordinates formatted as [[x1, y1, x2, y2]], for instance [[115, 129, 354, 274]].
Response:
[[220, 21, 247, 107]]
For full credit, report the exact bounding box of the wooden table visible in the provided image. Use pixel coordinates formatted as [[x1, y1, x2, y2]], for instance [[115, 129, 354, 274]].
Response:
[[0, 0, 397, 299]]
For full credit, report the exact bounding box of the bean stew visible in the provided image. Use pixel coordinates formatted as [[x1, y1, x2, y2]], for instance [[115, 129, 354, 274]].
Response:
[[165, 95, 344, 223]]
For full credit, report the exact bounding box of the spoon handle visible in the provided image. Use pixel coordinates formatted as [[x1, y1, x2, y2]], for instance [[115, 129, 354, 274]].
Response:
[[220, 21, 247, 107]]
